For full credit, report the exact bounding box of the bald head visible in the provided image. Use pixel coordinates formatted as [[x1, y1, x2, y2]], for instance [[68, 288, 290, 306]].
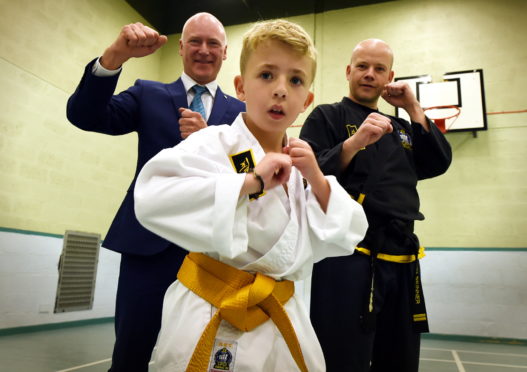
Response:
[[181, 12, 227, 45], [351, 39, 393, 70]]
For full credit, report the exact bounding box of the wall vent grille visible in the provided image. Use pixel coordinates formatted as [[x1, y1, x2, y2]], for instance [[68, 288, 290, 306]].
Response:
[[54, 230, 101, 313]]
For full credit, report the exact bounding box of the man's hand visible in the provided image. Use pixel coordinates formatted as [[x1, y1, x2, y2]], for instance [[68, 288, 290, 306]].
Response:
[[381, 81, 419, 110], [352, 113, 393, 149], [100, 23, 168, 70], [340, 113, 392, 170], [382, 81, 428, 130], [178, 108, 208, 139]]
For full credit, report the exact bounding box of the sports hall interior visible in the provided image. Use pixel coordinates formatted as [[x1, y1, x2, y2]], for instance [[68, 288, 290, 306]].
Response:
[[0, 0, 525, 371]]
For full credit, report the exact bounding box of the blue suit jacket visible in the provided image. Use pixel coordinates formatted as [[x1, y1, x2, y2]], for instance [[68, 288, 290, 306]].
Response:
[[67, 59, 245, 256]]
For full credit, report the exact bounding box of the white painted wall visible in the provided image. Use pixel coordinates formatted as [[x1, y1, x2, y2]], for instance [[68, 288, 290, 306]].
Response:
[[1, 230, 526, 341], [300, 250, 527, 340], [421, 250, 527, 340], [0, 230, 119, 329]]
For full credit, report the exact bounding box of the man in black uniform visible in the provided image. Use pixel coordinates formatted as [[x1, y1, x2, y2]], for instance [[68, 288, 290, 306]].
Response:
[[300, 39, 452, 372]]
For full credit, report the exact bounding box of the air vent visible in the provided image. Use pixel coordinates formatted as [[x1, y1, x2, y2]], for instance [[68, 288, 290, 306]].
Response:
[[54, 230, 101, 313]]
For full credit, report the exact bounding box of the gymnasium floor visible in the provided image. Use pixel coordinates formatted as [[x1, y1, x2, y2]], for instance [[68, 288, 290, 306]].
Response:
[[0, 322, 526, 372]]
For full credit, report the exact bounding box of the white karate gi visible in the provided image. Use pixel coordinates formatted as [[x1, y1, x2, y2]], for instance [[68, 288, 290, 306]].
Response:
[[134, 114, 368, 372]]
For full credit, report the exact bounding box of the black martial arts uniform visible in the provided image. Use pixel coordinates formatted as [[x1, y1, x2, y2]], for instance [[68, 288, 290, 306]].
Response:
[[300, 97, 452, 372]]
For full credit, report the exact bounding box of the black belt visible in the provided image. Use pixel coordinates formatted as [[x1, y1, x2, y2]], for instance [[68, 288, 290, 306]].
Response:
[[361, 219, 429, 334]]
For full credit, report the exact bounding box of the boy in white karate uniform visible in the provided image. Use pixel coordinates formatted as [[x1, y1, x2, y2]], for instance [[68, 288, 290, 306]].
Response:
[[134, 19, 368, 372]]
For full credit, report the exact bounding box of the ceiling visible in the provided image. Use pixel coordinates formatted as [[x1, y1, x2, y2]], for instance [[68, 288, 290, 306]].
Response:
[[125, 0, 393, 35]]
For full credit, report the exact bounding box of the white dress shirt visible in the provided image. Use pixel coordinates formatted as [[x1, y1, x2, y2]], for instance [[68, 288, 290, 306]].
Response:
[[92, 58, 217, 121]]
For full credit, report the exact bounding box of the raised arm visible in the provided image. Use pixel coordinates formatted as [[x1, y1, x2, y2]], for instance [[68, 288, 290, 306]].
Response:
[[100, 22, 167, 70], [382, 81, 429, 131]]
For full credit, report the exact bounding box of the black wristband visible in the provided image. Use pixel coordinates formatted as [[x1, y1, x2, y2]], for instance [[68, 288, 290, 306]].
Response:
[[249, 169, 264, 199]]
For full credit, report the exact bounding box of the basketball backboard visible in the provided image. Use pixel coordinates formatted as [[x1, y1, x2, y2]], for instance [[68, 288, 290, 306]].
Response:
[[394, 69, 487, 133]]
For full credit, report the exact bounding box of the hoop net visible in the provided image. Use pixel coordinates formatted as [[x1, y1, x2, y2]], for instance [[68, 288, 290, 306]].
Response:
[[423, 105, 460, 133]]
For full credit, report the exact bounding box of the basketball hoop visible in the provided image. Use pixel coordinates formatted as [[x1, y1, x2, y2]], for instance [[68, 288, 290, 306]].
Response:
[[423, 105, 461, 133]]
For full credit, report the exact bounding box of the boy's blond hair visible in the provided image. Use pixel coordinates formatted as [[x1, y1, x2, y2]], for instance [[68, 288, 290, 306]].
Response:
[[239, 19, 317, 83]]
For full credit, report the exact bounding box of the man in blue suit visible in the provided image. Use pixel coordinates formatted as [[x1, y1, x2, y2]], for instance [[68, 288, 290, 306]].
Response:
[[66, 13, 245, 372]]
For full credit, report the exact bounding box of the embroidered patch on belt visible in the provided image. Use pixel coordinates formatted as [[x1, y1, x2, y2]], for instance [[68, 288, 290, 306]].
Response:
[[209, 339, 238, 372], [398, 129, 412, 150], [229, 149, 264, 200]]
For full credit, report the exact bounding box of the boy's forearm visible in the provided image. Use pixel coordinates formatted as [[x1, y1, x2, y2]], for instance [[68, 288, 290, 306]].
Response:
[[308, 172, 330, 213], [240, 172, 263, 197]]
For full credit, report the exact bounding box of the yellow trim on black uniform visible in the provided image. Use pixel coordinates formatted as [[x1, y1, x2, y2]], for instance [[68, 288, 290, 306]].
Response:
[[355, 246, 426, 263]]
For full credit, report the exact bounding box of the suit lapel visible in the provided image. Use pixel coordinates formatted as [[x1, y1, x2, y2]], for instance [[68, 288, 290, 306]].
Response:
[[166, 78, 188, 118], [208, 86, 229, 125], [167, 81, 234, 126]]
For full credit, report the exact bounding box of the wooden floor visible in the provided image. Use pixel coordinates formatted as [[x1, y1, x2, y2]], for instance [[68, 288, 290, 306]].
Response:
[[0, 322, 526, 371]]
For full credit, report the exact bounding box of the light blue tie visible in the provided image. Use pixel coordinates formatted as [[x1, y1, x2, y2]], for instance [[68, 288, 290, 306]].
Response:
[[190, 85, 208, 119]]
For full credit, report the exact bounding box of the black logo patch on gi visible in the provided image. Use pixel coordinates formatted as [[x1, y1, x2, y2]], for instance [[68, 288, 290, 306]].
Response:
[[229, 149, 255, 173], [346, 124, 359, 138], [398, 129, 412, 150], [229, 149, 264, 200]]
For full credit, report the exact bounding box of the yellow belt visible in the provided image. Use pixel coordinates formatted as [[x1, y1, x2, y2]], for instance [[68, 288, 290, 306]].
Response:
[[355, 246, 426, 263], [177, 252, 308, 372]]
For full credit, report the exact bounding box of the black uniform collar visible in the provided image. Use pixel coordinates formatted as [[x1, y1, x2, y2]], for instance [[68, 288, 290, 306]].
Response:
[[342, 96, 379, 115]]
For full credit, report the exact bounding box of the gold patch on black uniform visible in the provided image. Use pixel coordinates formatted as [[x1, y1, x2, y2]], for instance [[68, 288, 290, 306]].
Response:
[[346, 124, 366, 150], [346, 124, 359, 137], [229, 149, 264, 200]]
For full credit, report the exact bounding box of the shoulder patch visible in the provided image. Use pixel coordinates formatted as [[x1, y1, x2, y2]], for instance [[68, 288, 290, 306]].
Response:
[[346, 124, 359, 138], [346, 124, 366, 151], [229, 149, 264, 200], [229, 149, 256, 174], [398, 129, 413, 150]]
